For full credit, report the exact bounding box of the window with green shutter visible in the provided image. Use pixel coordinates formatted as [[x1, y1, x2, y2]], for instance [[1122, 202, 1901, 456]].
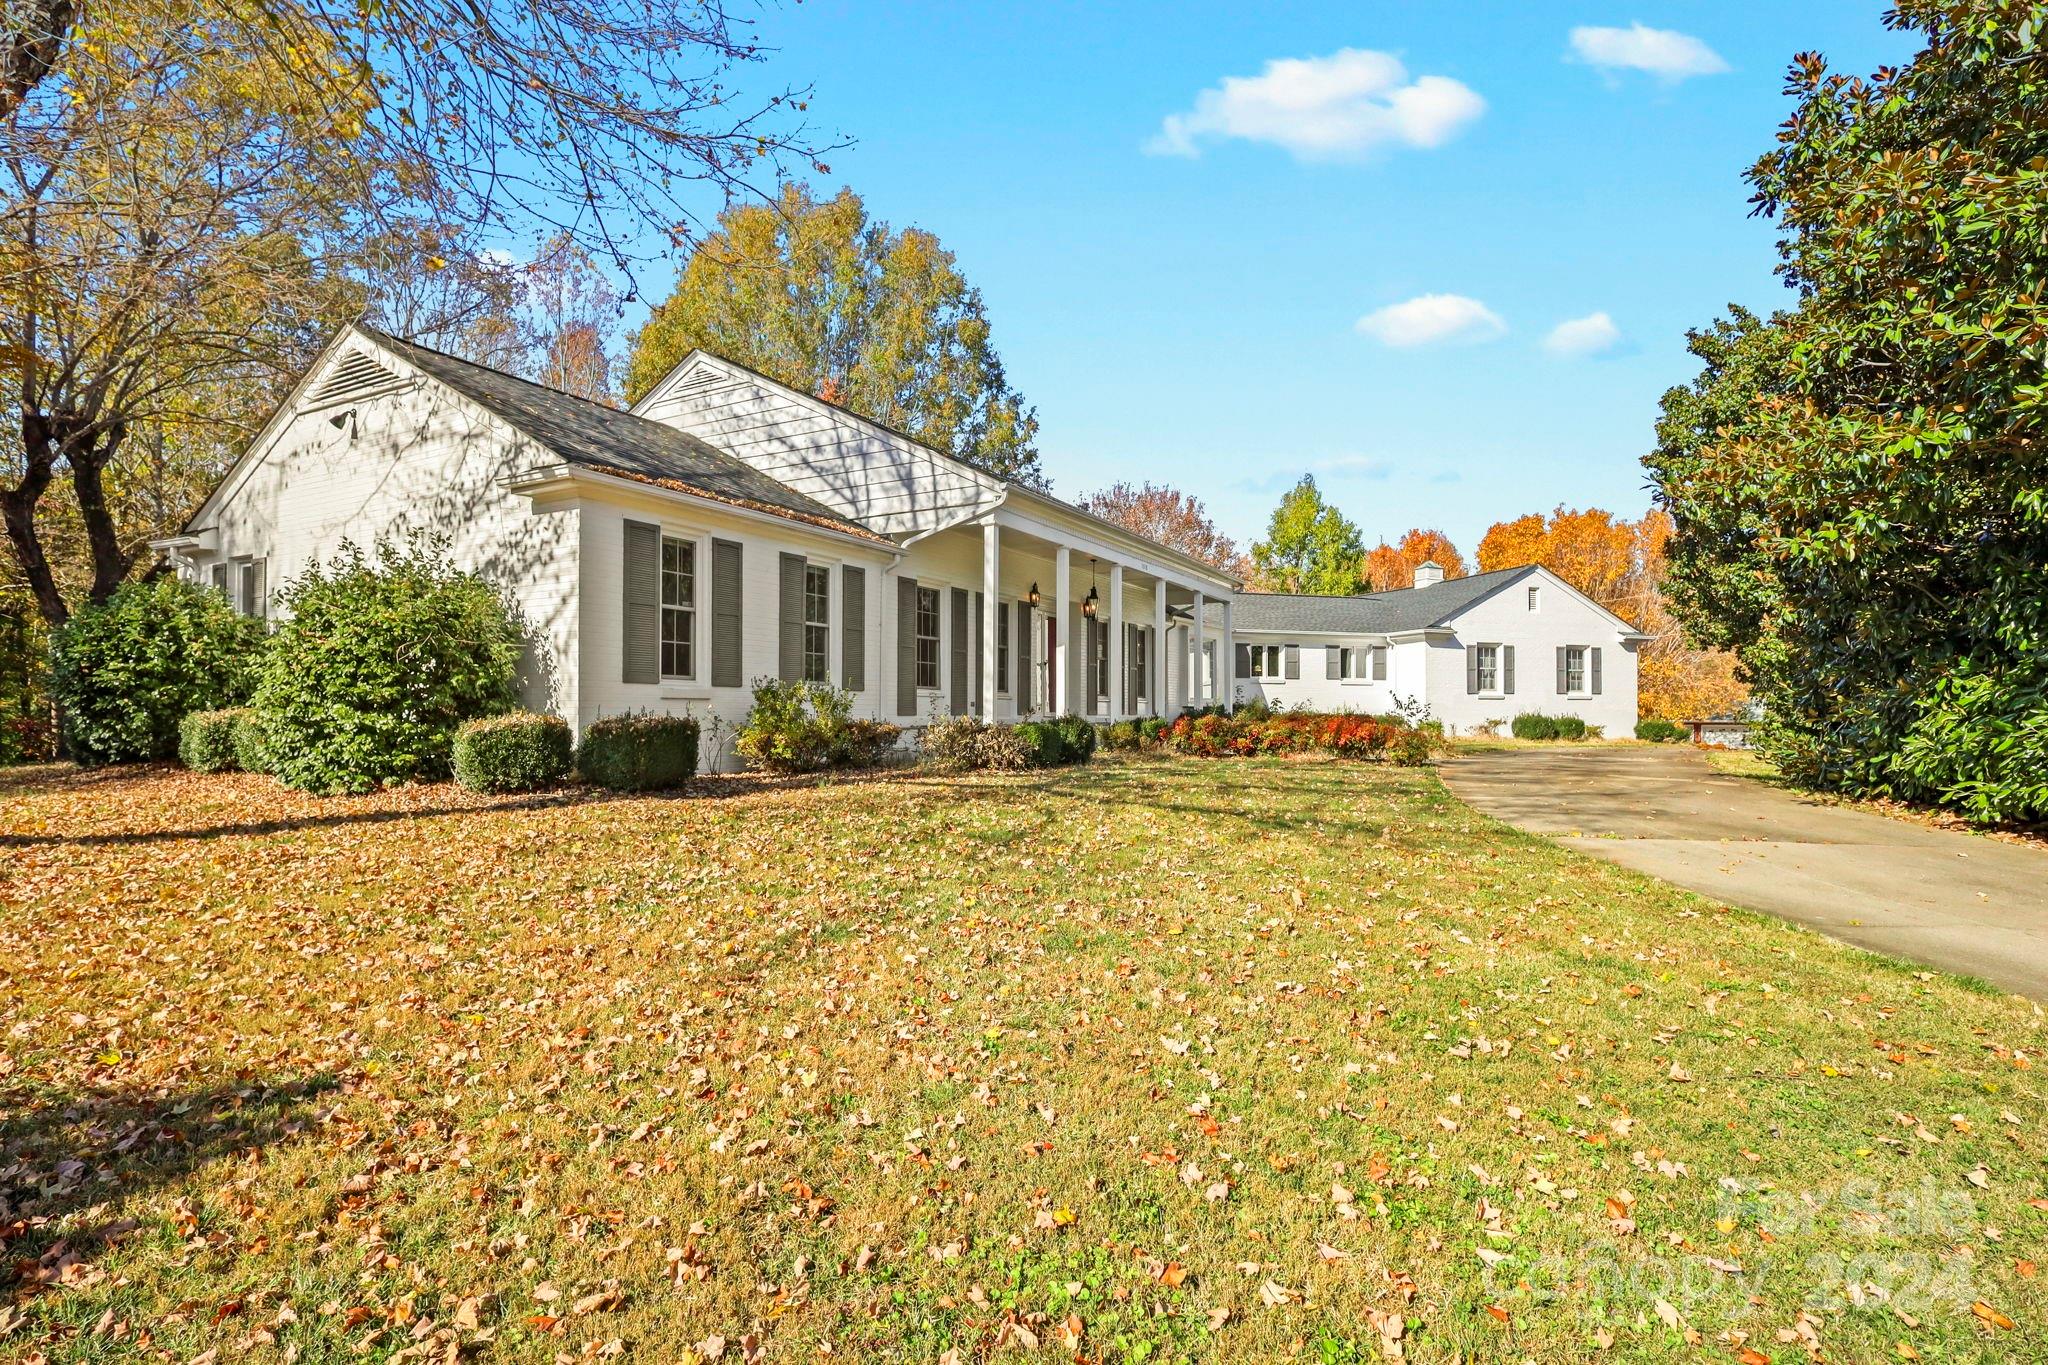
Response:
[[803, 564, 830, 683]]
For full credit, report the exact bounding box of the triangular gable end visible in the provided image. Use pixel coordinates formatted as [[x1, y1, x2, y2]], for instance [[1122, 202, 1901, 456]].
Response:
[[178, 325, 519, 535], [630, 349, 1003, 537], [1431, 565, 1650, 639]]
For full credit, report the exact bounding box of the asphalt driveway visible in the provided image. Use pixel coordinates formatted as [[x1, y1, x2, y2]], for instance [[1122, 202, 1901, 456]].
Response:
[[1441, 745, 2048, 999]]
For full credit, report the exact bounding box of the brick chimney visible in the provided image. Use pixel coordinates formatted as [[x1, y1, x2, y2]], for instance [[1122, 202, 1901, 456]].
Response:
[[1413, 560, 1445, 588]]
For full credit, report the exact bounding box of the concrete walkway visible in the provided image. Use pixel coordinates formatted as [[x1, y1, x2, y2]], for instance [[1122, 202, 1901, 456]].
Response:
[[1441, 745, 2048, 999]]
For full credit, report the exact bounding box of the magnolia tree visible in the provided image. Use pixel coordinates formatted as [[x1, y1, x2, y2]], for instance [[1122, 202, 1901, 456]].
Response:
[[1646, 5, 2048, 820]]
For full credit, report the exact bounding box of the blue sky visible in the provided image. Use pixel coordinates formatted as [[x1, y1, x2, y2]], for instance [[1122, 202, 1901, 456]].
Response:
[[618, 3, 1914, 558]]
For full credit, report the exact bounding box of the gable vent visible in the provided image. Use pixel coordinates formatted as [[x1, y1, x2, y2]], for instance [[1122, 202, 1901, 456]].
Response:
[[309, 349, 401, 405]]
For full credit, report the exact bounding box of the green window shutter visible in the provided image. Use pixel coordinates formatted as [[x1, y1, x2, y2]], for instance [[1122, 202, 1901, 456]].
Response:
[[895, 576, 918, 715], [1556, 646, 1568, 695], [1372, 645, 1386, 681], [842, 566, 866, 691], [1465, 645, 1479, 695], [1326, 646, 1340, 681], [1591, 646, 1603, 695], [1234, 641, 1250, 679], [778, 552, 805, 681], [621, 518, 660, 684], [1503, 644, 1516, 695], [1016, 601, 1032, 709], [949, 587, 968, 715], [711, 538, 743, 687], [1283, 643, 1300, 680]]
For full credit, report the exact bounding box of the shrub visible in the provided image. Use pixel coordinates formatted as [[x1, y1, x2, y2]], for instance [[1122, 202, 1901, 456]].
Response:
[[734, 679, 899, 772], [49, 577, 266, 765], [1138, 717, 1169, 746], [1552, 715, 1588, 740], [922, 715, 1033, 771], [1636, 718, 1687, 743], [1052, 714, 1097, 763], [232, 710, 273, 775], [1102, 720, 1142, 752], [251, 538, 523, 794], [1391, 728, 1437, 766], [836, 718, 904, 767], [1511, 713, 1559, 740], [577, 712, 699, 791], [1012, 720, 1066, 768], [178, 708, 248, 772], [453, 712, 572, 793]]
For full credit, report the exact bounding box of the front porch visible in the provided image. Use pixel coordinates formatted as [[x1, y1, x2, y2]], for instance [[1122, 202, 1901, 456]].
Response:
[[886, 501, 1237, 724]]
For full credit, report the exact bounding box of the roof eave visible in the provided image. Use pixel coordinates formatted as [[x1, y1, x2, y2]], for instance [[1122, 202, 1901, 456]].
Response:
[[506, 463, 899, 553]]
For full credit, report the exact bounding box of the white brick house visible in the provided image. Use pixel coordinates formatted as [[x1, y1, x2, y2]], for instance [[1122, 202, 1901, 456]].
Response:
[[154, 324, 1642, 757]]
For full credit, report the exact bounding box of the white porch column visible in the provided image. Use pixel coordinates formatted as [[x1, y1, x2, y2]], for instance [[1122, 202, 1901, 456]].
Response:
[[981, 521, 1000, 719], [1053, 546, 1071, 716], [1106, 563, 1124, 721], [1190, 591, 1206, 705], [1152, 578, 1168, 717], [1220, 596, 1234, 710]]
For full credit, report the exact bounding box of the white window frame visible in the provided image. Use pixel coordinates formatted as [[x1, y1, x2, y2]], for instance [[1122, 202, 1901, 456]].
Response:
[[1475, 643, 1501, 695], [802, 562, 831, 684], [659, 532, 700, 681], [914, 585, 942, 692], [1565, 644, 1589, 696], [1339, 646, 1371, 682], [1527, 585, 1541, 612], [234, 557, 267, 619], [1247, 643, 1282, 678]]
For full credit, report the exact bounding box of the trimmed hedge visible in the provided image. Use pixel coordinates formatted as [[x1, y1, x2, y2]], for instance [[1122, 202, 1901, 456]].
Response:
[[1636, 718, 1687, 743], [232, 710, 273, 775], [1012, 720, 1066, 768], [50, 577, 265, 764], [1053, 714, 1097, 762], [577, 713, 699, 792], [179, 708, 248, 772], [453, 712, 572, 793], [1512, 713, 1589, 741], [1166, 710, 1416, 761]]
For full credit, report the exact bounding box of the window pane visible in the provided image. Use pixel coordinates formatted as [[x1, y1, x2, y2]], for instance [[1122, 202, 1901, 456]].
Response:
[[915, 587, 940, 689]]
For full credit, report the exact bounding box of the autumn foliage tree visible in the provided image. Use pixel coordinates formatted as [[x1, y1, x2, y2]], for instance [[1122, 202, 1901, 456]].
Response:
[[1361, 529, 1467, 591], [1079, 482, 1247, 575], [1475, 505, 1748, 722]]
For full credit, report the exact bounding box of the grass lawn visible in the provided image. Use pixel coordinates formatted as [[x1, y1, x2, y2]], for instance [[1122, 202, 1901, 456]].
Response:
[[2, 757, 2042, 1363]]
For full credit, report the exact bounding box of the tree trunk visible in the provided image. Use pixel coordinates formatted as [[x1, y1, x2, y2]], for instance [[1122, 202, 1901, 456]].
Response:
[[70, 432, 135, 605], [2, 420, 67, 626]]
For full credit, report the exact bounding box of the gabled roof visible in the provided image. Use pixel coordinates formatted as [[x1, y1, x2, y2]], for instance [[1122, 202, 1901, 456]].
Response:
[[1231, 566, 1539, 635], [357, 327, 887, 541]]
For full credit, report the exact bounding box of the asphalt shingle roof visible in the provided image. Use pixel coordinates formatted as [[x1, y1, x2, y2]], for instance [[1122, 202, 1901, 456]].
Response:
[[1230, 566, 1536, 635], [361, 327, 885, 541]]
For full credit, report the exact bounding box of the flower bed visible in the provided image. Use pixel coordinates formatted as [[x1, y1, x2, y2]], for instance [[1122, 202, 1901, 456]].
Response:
[[1164, 710, 1435, 764]]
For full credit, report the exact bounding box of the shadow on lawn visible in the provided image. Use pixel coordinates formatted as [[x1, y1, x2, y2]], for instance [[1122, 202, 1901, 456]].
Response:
[[0, 1074, 334, 1275], [0, 763, 940, 850]]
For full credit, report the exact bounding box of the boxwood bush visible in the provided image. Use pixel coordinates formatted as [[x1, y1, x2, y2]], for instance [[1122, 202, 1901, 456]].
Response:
[[733, 679, 900, 772], [178, 708, 249, 772], [1053, 714, 1097, 763], [1512, 713, 1588, 741], [232, 710, 273, 775], [577, 712, 699, 791], [1636, 718, 1687, 743], [252, 538, 523, 794], [1012, 720, 1066, 768], [49, 577, 265, 764], [453, 712, 572, 793]]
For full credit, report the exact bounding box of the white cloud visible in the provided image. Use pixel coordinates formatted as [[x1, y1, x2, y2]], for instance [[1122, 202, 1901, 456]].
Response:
[[1355, 294, 1506, 348], [1543, 311, 1621, 357], [1569, 24, 1729, 81], [1147, 48, 1485, 160], [1315, 454, 1393, 480]]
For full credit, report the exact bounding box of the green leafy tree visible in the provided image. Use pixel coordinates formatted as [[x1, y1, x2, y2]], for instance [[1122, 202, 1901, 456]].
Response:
[[1645, 6, 2048, 820], [253, 538, 523, 794], [1249, 476, 1365, 595], [626, 184, 1044, 485]]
